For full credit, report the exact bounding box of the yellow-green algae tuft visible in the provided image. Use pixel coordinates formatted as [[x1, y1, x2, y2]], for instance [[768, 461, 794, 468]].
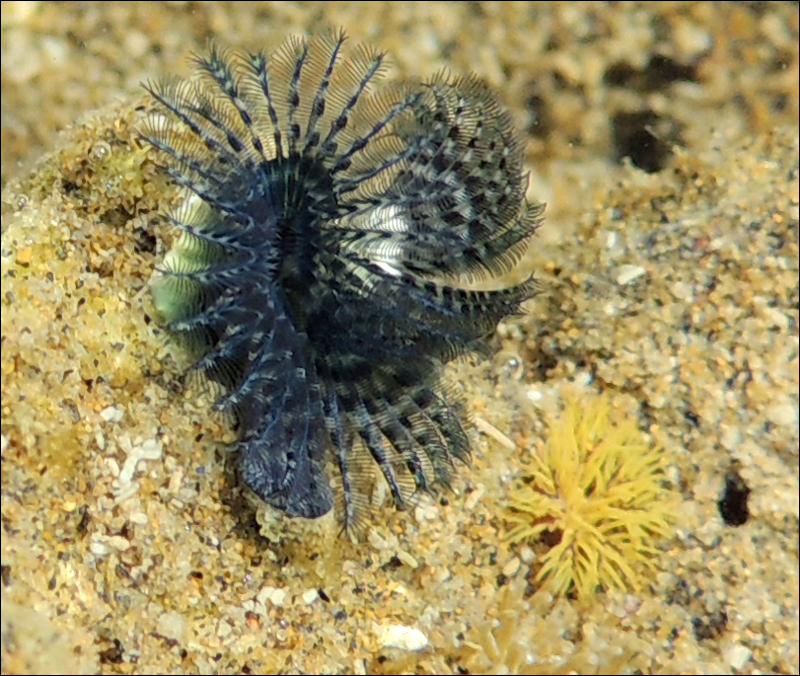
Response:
[[506, 394, 678, 598]]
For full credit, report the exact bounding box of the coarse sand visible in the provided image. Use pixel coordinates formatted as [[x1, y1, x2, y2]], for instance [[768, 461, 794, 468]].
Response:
[[2, 3, 797, 674]]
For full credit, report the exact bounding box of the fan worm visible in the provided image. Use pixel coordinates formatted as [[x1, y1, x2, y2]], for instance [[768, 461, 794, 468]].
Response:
[[140, 31, 543, 530]]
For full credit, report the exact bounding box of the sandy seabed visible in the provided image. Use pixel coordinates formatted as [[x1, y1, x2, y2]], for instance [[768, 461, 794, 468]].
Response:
[[2, 3, 798, 674]]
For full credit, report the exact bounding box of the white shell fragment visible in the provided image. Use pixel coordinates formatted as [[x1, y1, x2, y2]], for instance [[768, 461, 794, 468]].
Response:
[[376, 624, 429, 652]]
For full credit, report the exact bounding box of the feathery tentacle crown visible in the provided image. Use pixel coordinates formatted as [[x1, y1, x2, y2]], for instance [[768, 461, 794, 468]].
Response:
[[141, 31, 543, 531]]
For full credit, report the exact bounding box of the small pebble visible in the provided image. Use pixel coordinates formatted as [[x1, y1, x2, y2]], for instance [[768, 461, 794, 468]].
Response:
[[257, 586, 286, 607], [157, 612, 187, 642], [129, 511, 148, 525], [396, 549, 420, 569], [100, 406, 124, 423], [724, 643, 752, 670], [766, 402, 797, 427], [615, 264, 647, 285], [107, 535, 131, 551], [377, 624, 429, 652], [502, 557, 521, 577], [89, 541, 109, 556]]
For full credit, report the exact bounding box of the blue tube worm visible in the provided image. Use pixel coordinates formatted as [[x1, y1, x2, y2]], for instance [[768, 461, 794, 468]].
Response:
[[140, 31, 543, 531]]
